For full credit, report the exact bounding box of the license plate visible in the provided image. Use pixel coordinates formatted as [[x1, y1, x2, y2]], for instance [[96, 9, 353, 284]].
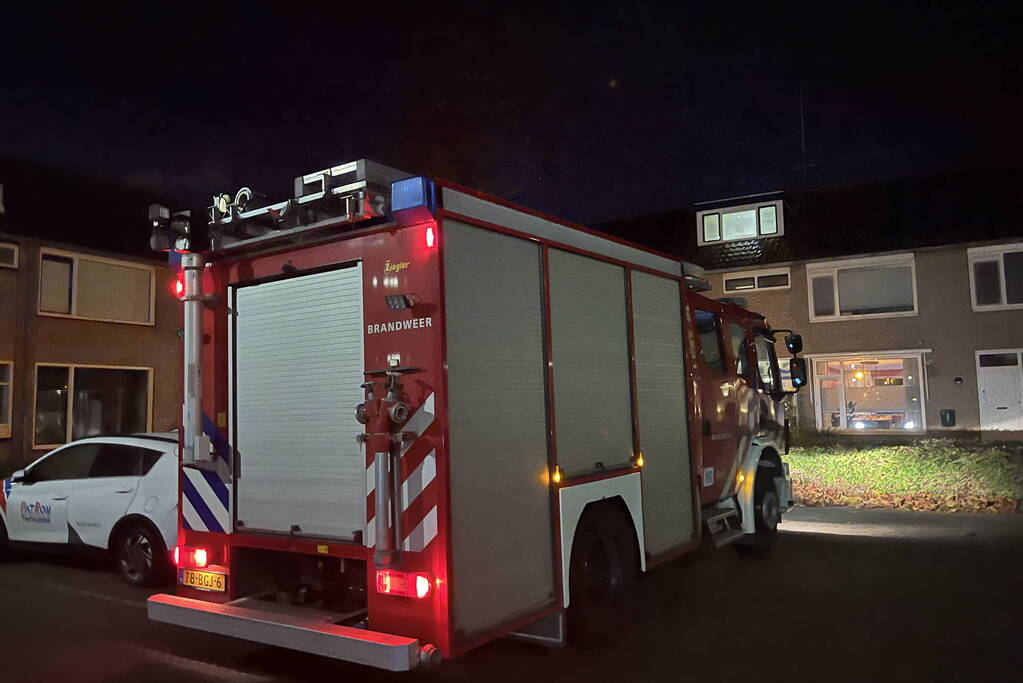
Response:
[[180, 569, 226, 592]]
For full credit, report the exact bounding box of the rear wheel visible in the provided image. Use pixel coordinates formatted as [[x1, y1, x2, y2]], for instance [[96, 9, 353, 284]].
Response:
[[567, 503, 640, 646], [115, 523, 165, 587]]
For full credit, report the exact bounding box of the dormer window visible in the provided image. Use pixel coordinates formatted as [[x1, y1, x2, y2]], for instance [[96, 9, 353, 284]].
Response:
[[696, 199, 784, 246]]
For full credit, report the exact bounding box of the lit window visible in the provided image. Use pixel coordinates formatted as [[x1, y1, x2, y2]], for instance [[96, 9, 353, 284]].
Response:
[[968, 243, 1023, 311], [807, 254, 916, 321], [813, 355, 925, 432], [721, 210, 757, 240], [696, 199, 784, 245], [34, 364, 151, 448], [0, 361, 12, 439], [702, 214, 721, 242], [758, 206, 778, 235], [723, 267, 791, 293], [39, 249, 156, 325]]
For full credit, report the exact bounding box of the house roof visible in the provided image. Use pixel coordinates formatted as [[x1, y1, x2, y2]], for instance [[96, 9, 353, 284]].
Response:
[[0, 158, 166, 260], [596, 166, 1023, 270]]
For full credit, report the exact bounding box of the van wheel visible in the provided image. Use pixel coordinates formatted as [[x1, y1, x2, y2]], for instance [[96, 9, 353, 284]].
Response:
[[567, 503, 640, 646], [736, 474, 780, 555], [115, 523, 165, 587]]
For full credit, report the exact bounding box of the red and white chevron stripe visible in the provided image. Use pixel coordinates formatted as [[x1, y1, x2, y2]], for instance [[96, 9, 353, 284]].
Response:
[[365, 393, 438, 553]]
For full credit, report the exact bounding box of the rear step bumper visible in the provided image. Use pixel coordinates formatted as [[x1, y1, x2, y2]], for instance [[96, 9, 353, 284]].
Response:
[[147, 594, 432, 672]]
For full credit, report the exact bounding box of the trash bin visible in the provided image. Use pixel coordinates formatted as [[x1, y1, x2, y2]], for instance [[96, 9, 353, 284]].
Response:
[[940, 408, 956, 427]]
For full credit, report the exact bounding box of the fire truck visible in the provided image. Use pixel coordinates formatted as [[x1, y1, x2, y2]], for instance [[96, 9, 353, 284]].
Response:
[[145, 160, 808, 671]]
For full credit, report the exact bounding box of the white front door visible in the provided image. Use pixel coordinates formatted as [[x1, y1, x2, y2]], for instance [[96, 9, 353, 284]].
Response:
[[977, 350, 1023, 430], [68, 443, 142, 548], [4, 444, 94, 543]]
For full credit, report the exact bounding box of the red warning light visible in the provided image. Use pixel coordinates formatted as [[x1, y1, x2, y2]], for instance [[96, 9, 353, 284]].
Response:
[[425, 226, 436, 249], [174, 273, 185, 298]]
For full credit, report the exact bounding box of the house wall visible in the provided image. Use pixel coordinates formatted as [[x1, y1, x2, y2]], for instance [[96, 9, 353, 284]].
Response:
[[705, 240, 1023, 435], [0, 237, 180, 475]]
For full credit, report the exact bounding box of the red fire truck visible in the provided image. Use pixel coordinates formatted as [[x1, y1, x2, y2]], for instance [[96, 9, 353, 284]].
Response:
[[146, 160, 807, 671]]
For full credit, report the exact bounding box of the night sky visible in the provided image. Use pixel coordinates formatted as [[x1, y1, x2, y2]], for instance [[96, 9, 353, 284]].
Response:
[[2, 1, 1021, 225]]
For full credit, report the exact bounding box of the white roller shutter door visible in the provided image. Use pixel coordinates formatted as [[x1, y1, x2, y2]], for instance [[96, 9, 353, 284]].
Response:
[[233, 265, 365, 540]]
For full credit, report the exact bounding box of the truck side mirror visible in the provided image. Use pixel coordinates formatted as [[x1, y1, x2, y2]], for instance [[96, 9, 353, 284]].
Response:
[[788, 358, 808, 391], [784, 333, 803, 355], [11, 468, 25, 484]]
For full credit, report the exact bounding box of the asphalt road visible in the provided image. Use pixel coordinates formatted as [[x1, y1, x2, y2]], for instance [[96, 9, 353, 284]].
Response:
[[2, 506, 1021, 683]]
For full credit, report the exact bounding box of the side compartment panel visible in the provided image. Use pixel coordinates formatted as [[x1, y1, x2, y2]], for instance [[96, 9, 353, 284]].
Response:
[[443, 221, 554, 640], [631, 271, 694, 556], [548, 249, 633, 475]]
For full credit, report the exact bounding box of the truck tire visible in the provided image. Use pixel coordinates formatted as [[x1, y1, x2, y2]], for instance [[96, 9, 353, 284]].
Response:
[[114, 522, 166, 587], [736, 472, 780, 555], [567, 503, 640, 646]]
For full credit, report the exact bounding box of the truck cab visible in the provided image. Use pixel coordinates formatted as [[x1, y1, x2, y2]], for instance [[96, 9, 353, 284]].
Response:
[[688, 293, 803, 545]]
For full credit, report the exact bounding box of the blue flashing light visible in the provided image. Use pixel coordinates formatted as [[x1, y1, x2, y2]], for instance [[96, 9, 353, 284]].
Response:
[[391, 176, 436, 215], [168, 251, 183, 267]]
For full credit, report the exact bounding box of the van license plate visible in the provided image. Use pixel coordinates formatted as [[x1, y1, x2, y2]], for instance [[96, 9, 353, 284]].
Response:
[[180, 569, 226, 592]]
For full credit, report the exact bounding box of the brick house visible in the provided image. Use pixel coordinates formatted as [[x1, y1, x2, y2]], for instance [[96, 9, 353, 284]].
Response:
[[601, 167, 1023, 437], [0, 164, 181, 474]]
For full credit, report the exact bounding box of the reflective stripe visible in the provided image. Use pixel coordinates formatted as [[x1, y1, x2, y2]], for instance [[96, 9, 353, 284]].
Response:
[[401, 451, 436, 512], [402, 506, 438, 552], [182, 472, 225, 533], [188, 469, 231, 533]]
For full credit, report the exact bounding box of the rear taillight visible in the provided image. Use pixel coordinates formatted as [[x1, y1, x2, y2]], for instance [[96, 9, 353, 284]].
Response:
[[376, 569, 432, 599], [175, 545, 210, 568]]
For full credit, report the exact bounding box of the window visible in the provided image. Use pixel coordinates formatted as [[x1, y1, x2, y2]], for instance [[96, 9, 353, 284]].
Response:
[[33, 364, 151, 448], [0, 241, 18, 269], [812, 354, 925, 432], [696, 199, 784, 245], [728, 323, 751, 378], [38, 249, 156, 325], [0, 361, 11, 438], [723, 267, 791, 292], [29, 443, 101, 482], [695, 310, 724, 375], [968, 243, 1023, 311], [754, 336, 778, 391], [806, 254, 917, 321], [702, 214, 721, 242], [89, 444, 149, 478]]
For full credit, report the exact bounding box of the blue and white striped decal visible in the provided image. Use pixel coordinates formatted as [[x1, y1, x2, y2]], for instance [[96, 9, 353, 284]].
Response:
[[182, 467, 231, 533], [181, 414, 233, 533]]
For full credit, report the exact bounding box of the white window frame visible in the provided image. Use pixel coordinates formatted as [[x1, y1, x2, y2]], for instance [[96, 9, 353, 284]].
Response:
[[967, 243, 1023, 312], [807, 350, 929, 433], [32, 362, 154, 450], [38, 248, 157, 326], [0, 241, 18, 269], [806, 253, 918, 322], [0, 360, 12, 439], [722, 266, 791, 293], [696, 199, 784, 246]]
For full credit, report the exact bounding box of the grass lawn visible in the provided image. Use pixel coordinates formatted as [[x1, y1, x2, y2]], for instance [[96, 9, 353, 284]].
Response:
[[786, 439, 1023, 513]]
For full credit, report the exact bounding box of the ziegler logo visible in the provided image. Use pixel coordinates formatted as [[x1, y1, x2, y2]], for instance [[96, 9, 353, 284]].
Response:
[[384, 260, 410, 274], [20, 501, 52, 524]]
